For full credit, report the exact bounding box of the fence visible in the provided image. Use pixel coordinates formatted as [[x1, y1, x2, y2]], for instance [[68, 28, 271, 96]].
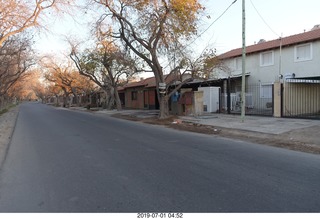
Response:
[[282, 79, 320, 119], [221, 83, 273, 116]]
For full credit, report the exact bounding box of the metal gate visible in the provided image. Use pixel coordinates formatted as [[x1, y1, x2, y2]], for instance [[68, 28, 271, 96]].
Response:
[[282, 79, 320, 119]]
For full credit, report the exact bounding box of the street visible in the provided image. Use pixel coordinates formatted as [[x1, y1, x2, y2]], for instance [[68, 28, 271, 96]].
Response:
[[0, 102, 319, 212]]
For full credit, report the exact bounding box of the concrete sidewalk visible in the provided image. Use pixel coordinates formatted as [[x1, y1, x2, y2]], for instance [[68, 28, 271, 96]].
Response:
[[72, 107, 320, 148], [89, 107, 320, 135], [179, 113, 320, 148], [180, 114, 320, 135]]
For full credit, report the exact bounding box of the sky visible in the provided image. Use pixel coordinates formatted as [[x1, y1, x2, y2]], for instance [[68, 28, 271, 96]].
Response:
[[34, 0, 320, 58], [199, 0, 320, 54]]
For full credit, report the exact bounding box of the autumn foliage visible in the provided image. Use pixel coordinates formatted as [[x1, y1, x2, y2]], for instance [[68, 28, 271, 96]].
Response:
[[92, 0, 205, 118], [0, 0, 69, 108]]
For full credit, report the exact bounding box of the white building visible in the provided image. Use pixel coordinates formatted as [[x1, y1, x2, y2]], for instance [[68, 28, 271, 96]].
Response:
[[214, 26, 320, 118], [216, 26, 320, 83]]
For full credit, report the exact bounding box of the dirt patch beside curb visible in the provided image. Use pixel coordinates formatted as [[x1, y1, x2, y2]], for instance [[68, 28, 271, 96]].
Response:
[[0, 105, 19, 167], [112, 113, 320, 155]]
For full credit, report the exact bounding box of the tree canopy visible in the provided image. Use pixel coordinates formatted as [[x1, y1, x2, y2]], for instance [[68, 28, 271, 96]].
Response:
[[0, 0, 68, 46], [90, 0, 206, 118], [0, 0, 72, 108]]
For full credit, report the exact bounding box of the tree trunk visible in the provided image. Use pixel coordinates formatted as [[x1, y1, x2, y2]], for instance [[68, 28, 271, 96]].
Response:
[[0, 96, 4, 110], [74, 95, 79, 106], [55, 94, 60, 106], [71, 88, 79, 106], [107, 89, 114, 110], [101, 91, 107, 109], [158, 95, 170, 119], [108, 96, 114, 109], [63, 96, 68, 108], [68, 96, 72, 107], [114, 86, 122, 111]]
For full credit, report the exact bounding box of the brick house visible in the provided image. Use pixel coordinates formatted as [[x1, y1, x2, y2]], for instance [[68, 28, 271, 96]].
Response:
[[118, 77, 159, 110]]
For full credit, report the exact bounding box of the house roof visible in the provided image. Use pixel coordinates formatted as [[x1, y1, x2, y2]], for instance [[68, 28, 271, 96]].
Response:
[[219, 28, 320, 59], [121, 74, 180, 90], [123, 76, 155, 89]]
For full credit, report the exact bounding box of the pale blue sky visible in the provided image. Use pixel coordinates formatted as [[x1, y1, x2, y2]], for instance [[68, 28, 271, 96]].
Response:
[[34, 0, 320, 57], [199, 0, 320, 54]]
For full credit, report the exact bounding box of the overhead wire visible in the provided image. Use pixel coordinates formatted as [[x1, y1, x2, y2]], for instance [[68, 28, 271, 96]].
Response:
[[164, 0, 282, 73], [187, 0, 238, 47], [249, 0, 281, 38], [162, 0, 239, 69]]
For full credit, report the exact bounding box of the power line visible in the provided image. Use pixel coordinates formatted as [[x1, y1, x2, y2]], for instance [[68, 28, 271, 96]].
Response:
[[162, 0, 239, 70], [249, 0, 281, 38], [188, 0, 238, 46], [201, 0, 238, 37]]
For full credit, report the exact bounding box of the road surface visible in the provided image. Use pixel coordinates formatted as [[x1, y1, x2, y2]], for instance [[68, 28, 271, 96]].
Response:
[[0, 102, 319, 212]]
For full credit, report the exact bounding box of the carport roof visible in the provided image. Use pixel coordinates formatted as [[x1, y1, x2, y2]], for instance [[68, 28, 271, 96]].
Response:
[[286, 75, 320, 83]]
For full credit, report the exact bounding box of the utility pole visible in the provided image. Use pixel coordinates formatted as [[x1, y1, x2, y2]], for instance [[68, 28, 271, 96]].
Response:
[[241, 0, 246, 122]]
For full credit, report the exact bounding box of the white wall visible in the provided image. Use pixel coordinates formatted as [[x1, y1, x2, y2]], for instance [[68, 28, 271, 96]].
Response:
[[198, 87, 220, 113], [215, 41, 320, 84]]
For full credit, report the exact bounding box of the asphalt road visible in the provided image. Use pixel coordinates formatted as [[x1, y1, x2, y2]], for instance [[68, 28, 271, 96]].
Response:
[[0, 102, 319, 212]]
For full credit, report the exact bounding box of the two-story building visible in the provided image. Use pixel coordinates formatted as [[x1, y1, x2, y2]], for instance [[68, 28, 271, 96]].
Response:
[[215, 26, 320, 118]]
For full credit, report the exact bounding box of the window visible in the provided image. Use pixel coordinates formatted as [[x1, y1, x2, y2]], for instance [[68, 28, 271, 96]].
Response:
[[295, 43, 312, 62], [260, 84, 272, 99], [235, 57, 242, 70], [260, 51, 274, 66], [131, 91, 138, 100]]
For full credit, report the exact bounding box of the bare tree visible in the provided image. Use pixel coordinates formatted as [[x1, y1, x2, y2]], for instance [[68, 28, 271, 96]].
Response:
[[0, 0, 70, 47], [0, 35, 35, 108], [7, 69, 39, 101], [0, 0, 74, 107], [41, 57, 95, 107], [89, 0, 205, 118], [45, 84, 64, 105], [31, 82, 48, 102], [69, 35, 137, 110]]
